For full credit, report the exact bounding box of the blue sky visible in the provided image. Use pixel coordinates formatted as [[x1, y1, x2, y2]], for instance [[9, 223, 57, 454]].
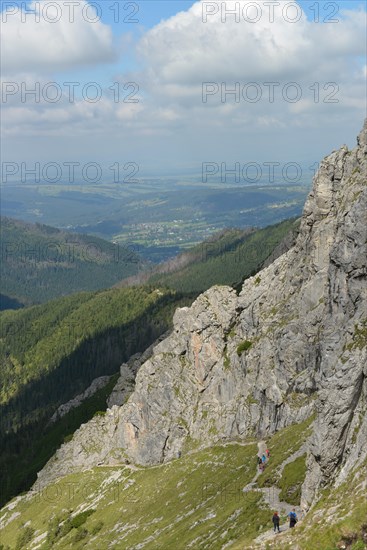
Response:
[[84, 0, 367, 85], [1, 0, 366, 173], [68, 1, 367, 30]]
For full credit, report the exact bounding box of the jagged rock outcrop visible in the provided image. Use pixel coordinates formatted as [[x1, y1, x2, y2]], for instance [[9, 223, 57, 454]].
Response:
[[49, 376, 111, 424], [34, 122, 367, 507], [107, 331, 171, 408]]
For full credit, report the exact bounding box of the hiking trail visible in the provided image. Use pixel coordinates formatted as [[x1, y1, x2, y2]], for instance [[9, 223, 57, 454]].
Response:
[[242, 440, 308, 547]]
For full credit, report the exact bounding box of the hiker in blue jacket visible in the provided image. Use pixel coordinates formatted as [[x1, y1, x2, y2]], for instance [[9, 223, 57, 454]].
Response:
[[288, 509, 298, 528]]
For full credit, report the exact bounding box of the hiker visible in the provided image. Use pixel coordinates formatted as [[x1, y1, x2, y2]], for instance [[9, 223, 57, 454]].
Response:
[[266, 449, 270, 458], [262, 453, 266, 463], [272, 511, 280, 533], [257, 456, 262, 466], [288, 509, 298, 528]]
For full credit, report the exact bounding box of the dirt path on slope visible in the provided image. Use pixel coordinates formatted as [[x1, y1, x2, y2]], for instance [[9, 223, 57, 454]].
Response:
[[242, 440, 308, 547]]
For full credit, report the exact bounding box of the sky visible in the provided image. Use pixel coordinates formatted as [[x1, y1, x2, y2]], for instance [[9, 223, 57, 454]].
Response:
[[1, 0, 366, 179]]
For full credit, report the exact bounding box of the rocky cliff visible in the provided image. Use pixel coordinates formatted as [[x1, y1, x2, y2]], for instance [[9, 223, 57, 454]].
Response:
[[49, 376, 111, 424], [34, 122, 367, 509]]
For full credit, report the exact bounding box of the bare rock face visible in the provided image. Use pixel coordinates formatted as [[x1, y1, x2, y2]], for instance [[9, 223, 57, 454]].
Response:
[[35, 122, 367, 507], [107, 331, 171, 408]]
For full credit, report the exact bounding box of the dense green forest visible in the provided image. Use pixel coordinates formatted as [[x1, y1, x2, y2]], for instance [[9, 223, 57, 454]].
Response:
[[0, 286, 190, 505], [0, 287, 186, 430], [0, 217, 144, 306], [144, 218, 299, 293], [1, 216, 297, 307]]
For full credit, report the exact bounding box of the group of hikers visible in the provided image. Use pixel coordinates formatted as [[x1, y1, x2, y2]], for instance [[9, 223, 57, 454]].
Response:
[[257, 448, 270, 472], [272, 509, 298, 533], [257, 447, 299, 534]]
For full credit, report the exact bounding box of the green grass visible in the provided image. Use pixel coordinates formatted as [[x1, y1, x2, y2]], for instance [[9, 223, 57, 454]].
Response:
[[269, 459, 367, 550], [15, 526, 34, 550], [69, 509, 95, 529], [223, 346, 231, 369], [1, 416, 363, 550], [0, 443, 273, 549], [257, 416, 314, 488], [278, 454, 307, 506], [237, 340, 253, 356]]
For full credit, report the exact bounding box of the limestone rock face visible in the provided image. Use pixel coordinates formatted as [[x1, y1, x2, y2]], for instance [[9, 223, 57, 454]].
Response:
[[107, 331, 170, 408], [35, 122, 367, 506]]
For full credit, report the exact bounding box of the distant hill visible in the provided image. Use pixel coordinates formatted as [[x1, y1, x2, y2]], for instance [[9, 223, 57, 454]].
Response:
[[118, 218, 300, 294], [0, 217, 144, 306], [0, 216, 299, 308]]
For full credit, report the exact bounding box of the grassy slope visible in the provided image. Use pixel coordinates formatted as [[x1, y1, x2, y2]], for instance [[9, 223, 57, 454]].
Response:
[[256, 418, 313, 489], [278, 454, 307, 506], [266, 460, 367, 550], [0, 419, 314, 550], [3, 417, 364, 550]]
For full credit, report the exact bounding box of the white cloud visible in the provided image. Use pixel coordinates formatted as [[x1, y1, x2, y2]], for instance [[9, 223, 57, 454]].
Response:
[[1, 1, 366, 168], [1, 0, 115, 74], [139, 2, 312, 85], [138, 1, 366, 92]]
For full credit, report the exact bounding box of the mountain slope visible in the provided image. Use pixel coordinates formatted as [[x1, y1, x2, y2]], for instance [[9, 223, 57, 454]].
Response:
[[36, 122, 366, 495], [0, 286, 187, 506], [1, 420, 365, 550], [0, 218, 299, 508], [0, 122, 366, 549], [0, 294, 24, 311], [146, 219, 300, 294], [0, 419, 311, 550], [118, 219, 300, 294], [0, 218, 144, 306]]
